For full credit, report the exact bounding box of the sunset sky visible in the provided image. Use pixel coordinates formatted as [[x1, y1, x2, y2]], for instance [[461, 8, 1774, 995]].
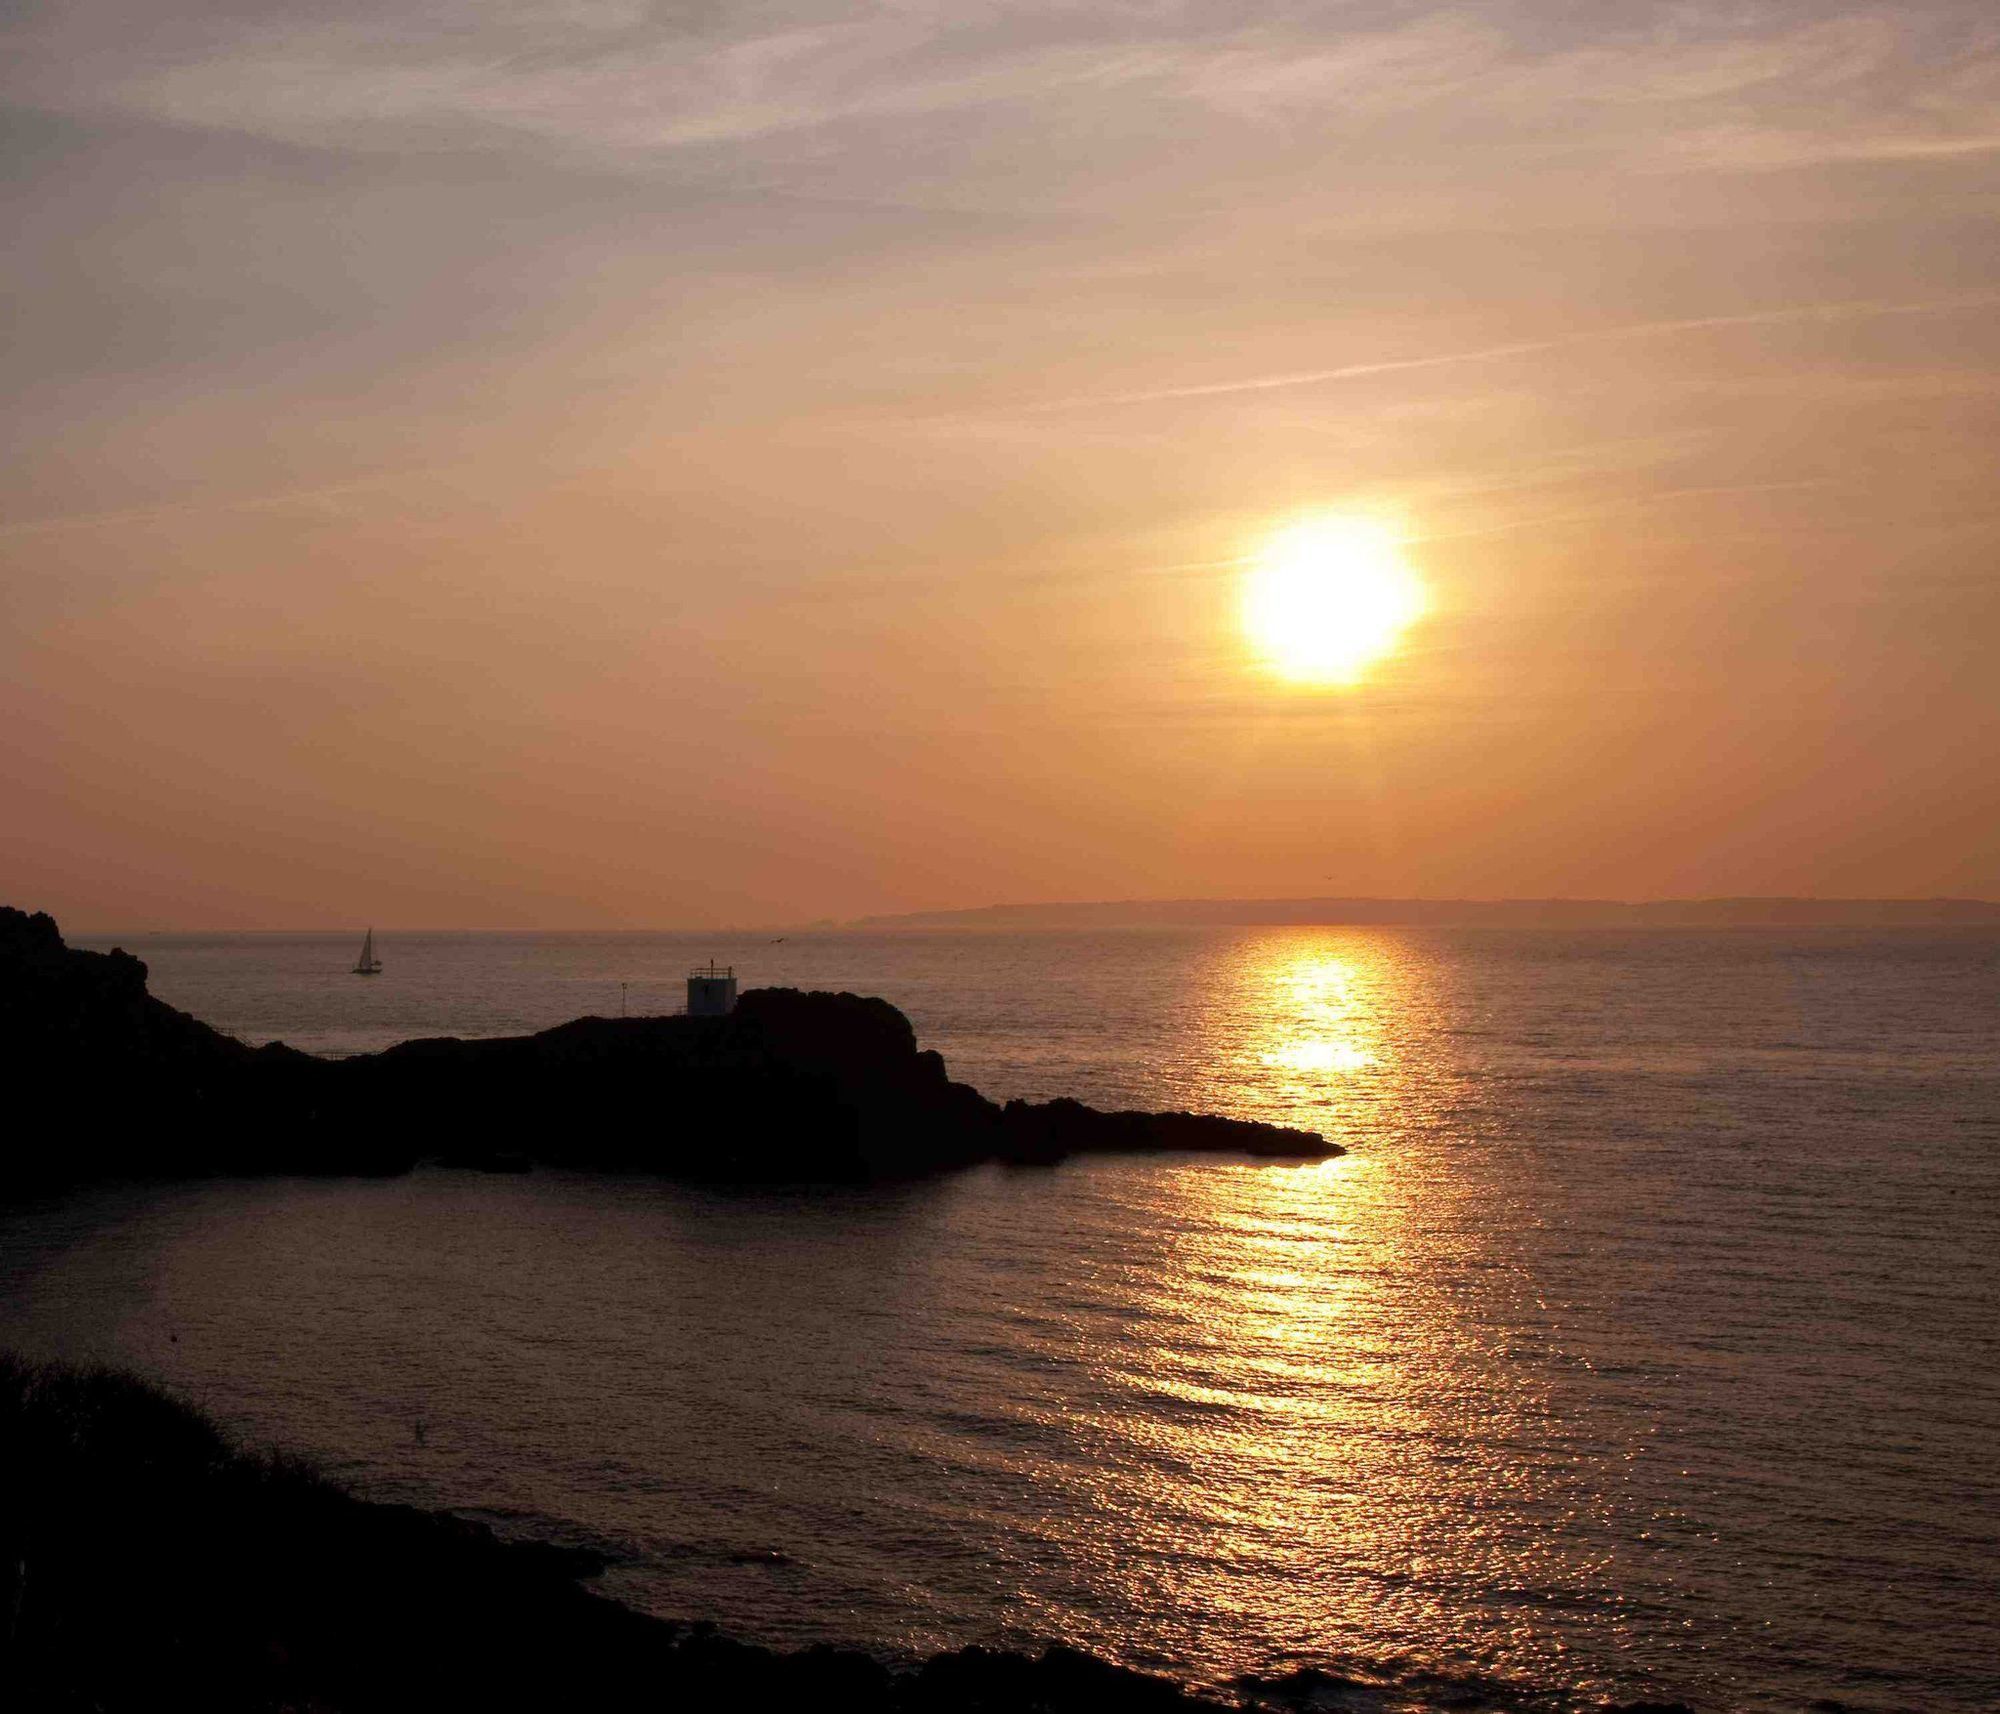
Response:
[[4, 2, 1997, 928]]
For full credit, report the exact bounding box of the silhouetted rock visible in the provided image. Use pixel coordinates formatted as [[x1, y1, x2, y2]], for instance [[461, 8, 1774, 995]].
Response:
[[998, 1097, 1328, 1162], [0, 905, 402, 1184], [0, 1354, 1237, 1713], [1, 905, 1337, 1190], [914, 1643, 1215, 1711]]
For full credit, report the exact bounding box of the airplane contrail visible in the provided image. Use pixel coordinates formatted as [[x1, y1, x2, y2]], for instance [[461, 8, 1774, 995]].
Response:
[[1022, 292, 2000, 413]]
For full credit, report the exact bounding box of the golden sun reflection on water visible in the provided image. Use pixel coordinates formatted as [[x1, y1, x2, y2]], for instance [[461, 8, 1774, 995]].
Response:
[[1264, 1038, 1375, 1075], [1240, 938, 1399, 1133], [1045, 930, 1592, 1691]]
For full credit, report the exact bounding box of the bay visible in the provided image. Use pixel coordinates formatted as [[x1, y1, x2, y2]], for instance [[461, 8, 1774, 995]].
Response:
[[5, 926, 1998, 1712]]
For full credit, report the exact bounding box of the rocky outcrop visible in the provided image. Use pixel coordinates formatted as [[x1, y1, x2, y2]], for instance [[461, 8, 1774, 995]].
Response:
[[0, 1353, 1229, 1714], [998, 1097, 1339, 1161], [1, 905, 1336, 1189], [0, 907, 393, 1183]]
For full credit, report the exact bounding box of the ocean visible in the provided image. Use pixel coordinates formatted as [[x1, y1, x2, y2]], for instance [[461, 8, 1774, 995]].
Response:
[[5, 926, 1998, 1712]]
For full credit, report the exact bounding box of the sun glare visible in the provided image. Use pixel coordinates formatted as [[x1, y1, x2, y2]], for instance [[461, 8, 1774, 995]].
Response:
[[1243, 516, 1425, 684]]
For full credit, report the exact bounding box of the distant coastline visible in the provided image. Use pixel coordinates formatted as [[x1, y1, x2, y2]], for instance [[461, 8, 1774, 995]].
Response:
[[852, 895, 2000, 931]]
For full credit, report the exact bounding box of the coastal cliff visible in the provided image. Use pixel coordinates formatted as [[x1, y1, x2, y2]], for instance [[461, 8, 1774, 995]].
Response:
[[0, 907, 1334, 1188]]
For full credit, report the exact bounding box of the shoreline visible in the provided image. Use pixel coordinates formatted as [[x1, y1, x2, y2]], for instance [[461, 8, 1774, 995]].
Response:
[[0, 1354, 1693, 1714], [0, 1354, 1235, 1714]]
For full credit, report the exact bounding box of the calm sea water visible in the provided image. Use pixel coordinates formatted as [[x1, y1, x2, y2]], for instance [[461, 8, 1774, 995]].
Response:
[[5, 927, 1999, 1712]]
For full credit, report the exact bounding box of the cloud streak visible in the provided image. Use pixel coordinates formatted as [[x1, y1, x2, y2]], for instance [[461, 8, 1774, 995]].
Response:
[[1015, 293, 2000, 413], [0, 467, 466, 542], [4, 1, 1994, 187]]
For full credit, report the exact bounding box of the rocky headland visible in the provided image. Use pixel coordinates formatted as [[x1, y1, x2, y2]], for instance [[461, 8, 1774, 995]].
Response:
[[0, 906, 1334, 1189]]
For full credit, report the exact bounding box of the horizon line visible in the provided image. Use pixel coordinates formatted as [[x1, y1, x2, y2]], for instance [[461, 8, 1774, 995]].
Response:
[[47, 891, 2000, 937]]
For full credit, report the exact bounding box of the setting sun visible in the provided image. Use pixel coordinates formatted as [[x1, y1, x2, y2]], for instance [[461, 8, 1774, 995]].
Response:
[[1243, 516, 1426, 684]]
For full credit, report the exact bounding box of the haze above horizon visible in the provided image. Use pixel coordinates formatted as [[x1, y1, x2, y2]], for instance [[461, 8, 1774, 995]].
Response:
[[4, 2, 1996, 929], [44, 894, 2000, 938]]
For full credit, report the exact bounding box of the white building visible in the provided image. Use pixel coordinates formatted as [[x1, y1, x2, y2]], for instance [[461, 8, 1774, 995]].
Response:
[[687, 961, 738, 1017]]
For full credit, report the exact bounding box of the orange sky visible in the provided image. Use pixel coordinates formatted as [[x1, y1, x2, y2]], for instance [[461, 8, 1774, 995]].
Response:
[[3, 2, 1997, 928]]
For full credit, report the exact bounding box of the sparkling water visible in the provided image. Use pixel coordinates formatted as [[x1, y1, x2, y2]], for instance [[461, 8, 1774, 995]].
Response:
[[5, 927, 1997, 1711]]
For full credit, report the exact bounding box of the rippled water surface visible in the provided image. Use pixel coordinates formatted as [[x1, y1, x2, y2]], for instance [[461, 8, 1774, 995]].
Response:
[[6, 928, 1999, 1712]]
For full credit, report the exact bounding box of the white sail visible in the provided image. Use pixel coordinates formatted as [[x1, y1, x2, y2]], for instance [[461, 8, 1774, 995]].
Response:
[[354, 928, 381, 974]]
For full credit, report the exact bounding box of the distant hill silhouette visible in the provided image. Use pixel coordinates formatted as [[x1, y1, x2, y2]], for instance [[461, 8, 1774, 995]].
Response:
[[853, 896, 2000, 931]]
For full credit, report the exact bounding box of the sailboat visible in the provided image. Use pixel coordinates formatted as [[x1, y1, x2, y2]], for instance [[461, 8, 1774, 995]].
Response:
[[353, 928, 382, 975]]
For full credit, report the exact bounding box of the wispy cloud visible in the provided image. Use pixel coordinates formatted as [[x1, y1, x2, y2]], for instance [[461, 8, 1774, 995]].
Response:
[[0, 466, 463, 541], [4, 1, 1994, 187]]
